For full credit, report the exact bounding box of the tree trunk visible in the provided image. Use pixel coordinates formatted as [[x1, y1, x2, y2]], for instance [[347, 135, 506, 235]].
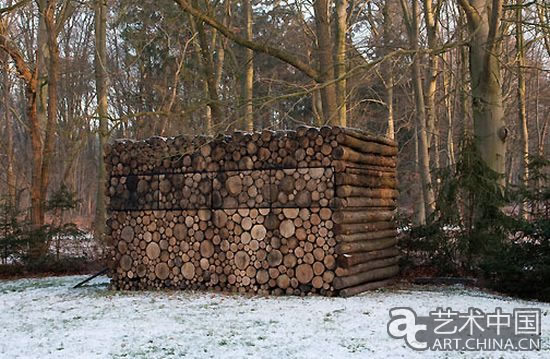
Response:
[[382, 0, 394, 140], [515, 0, 528, 217], [1, 43, 16, 206], [40, 0, 59, 216], [334, 0, 347, 126], [94, 0, 108, 241], [400, 0, 435, 217], [443, 52, 455, 167], [242, 0, 254, 131], [459, 0, 506, 181], [414, 123, 426, 224], [313, 0, 340, 126], [190, 0, 223, 128], [422, 0, 439, 168]]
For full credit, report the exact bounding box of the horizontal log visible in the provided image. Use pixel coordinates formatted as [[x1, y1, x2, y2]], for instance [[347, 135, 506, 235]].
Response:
[[333, 265, 399, 290], [335, 237, 398, 254], [333, 146, 396, 168], [334, 173, 397, 188], [334, 221, 396, 235], [337, 127, 398, 147], [332, 160, 395, 173], [335, 133, 398, 156], [333, 210, 395, 224], [335, 229, 398, 242], [339, 278, 396, 297], [344, 167, 396, 177], [337, 248, 400, 267], [335, 256, 400, 276], [336, 186, 398, 199], [331, 197, 396, 209]]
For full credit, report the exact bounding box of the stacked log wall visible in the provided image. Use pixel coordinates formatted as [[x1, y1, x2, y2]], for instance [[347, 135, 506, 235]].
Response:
[[105, 126, 398, 296]]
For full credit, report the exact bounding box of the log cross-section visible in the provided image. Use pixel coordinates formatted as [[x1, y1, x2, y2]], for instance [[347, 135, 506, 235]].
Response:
[[106, 126, 399, 296]]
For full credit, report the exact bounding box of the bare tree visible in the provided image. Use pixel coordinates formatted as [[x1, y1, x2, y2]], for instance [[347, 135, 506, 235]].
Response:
[[94, 0, 108, 240], [458, 0, 507, 181], [399, 0, 436, 219]]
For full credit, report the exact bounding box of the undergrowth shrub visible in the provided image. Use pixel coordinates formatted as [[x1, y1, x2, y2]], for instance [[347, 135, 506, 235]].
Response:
[[401, 138, 550, 300]]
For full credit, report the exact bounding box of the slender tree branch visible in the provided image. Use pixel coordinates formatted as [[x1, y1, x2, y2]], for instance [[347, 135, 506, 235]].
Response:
[[0, 0, 31, 16], [173, 0, 321, 82]]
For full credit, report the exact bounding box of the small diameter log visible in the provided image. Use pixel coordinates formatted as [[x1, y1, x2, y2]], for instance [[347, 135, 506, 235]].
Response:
[[335, 229, 398, 242], [334, 173, 397, 188], [331, 197, 396, 209], [333, 146, 396, 168], [336, 133, 398, 156], [333, 265, 399, 290], [337, 248, 400, 268], [336, 186, 398, 199], [339, 278, 396, 297], [335, 256, 400, 277], [332, 210, 395, 224], [336, 237, 398, 254]]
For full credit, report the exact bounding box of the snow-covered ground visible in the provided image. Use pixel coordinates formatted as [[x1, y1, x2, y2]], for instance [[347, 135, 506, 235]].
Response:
[[0, 276, 548, 358]]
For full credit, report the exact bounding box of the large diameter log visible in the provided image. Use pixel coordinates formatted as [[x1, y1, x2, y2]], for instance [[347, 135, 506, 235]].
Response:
[[336, 186, 398, 199], [333, 146, 396, 168], [337, 248, 400, 268], [344, 166, 395, 175], [331, 197, 396, 209], [155, 263, 170, 280], [336, 237, 398, 254], [339, 278, 396, 297], [334, 173, 397, 188], [296, 263, 314, 284], [332, 161, 396, 173], [332, 210, 395, 224], [333, 265, 399, 290], [335, 256, 400, 277], [336, 229, 398, 242], [337, 127, 397, 147], [336, 133, 398, 156], [334, 221, 396, 235]]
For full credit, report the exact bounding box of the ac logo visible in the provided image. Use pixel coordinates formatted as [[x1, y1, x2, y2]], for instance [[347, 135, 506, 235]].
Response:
[[387, 307, 428, 350], [387, 306, 541, 351]]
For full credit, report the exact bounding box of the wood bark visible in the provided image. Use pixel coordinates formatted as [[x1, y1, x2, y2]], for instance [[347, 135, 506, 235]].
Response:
[[515, 0, 528, 216], [458, 0, 506, 180], [381, 0, 395, 140], [333, 209, 395, 224], [335, 256, 399, 277], [313, 0, 339, 125], [242, 0, 254, 131], [94, 0, 108, 241], [336, 237, 398, 254], [399, 0, 435, 216], [334, 0, 348, 126], [189, 0, 223, 127], [1, 25, 16, 205], [337, 247, 400, 267], [339, 278, 396, 297], [333, 265, 399, 289], [0, 32, 41, 229]]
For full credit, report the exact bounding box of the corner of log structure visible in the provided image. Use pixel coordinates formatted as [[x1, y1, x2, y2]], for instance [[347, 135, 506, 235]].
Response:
[[105, 126, 399, 296]]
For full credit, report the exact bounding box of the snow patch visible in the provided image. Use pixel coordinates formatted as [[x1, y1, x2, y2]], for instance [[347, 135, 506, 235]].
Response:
[[0, 276, 548, 358]]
